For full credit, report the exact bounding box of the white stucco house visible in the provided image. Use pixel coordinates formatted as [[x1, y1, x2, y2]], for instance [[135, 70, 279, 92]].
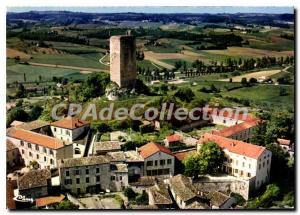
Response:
[[138, 142, 175, 177], [50, 116, 90, 143]]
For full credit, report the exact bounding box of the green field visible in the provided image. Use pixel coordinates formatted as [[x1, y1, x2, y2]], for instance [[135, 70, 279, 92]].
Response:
[[30, 53, 107, 70], [6, 61, 89, 83]]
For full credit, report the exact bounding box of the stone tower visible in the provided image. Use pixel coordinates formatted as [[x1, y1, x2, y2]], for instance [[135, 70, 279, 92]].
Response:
[[110, 34, 136, 88]]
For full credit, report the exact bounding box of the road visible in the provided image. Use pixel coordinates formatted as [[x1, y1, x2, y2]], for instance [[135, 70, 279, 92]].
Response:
[[28, 62, 109, 73]]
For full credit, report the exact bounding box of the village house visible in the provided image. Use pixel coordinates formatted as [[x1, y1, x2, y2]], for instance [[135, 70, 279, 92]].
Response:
[[6, 139, 23, 171], [110, 163, 129, 191], [130, 176, 157, 193], [147, 182, 173, 209], [139, 142, 175, 177], [164, 134, 183, 148], [276, 138, 294, 156], [18, 169, 52, 199], [212, 119, 262, 142], [168, 174, 206, 209], [7, 128, 73, 169], [206, 191, 235, 209], [50, 116, 90, 143], [209, 109, 258, 127], [198, 133, 272, 190], [106, 150, 144, 182], [58, 156, 111, 194]]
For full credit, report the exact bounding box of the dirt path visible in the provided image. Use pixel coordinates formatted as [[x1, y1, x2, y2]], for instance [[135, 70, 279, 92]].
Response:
[[219, 68, 285, 82], [99, 54, 110, 66], [28, 62, 109, 73]]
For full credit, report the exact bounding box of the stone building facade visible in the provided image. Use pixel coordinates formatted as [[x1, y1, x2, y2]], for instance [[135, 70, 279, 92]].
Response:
[[110, 35, 136, 88]]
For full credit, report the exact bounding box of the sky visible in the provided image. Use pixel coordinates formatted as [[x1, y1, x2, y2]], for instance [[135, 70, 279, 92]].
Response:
[[7, 6, 294, 14]]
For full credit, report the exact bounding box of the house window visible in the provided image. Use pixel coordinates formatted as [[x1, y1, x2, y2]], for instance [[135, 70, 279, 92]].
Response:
[[43, 147, 47, 153], [75, 170, 80, 175], [44, 156, 47, 161], [259, 164, 261, 170], [111, 176, 116, 181], [66, 170, 70, 176], [49, 149, 53, 155], [235, 169, 238, 173], [76, 178, 80, 184], [28, 143, 32, 149], [160, 160, 165, 166], [249, 164, 251, 168], [29, 152, 32, 157], [154, 160, 158, 166], [54, 127, 56, 132], [86, 169, 89, 174], [146, 161, 153, 166], [167, 159, 172, 164], [66, 130, 70, 135], [96, 168, 100, 173], [247, 173, 251, 177], [35, 145, 39, 151], [86, 177, 89, 183], [263, 162, 265, 167], [242, 162, 245, 167], [22, 149, 25, 154], [50, 159, 54, 165], [96, 176, 100, 182], [20, 141, 24, 146], [119, 176, 122, 180], [36, 154, 39, 159]]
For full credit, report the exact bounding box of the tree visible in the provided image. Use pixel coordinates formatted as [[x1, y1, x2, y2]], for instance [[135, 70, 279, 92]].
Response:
[[92, 122, 111, 133], [123, 187, 137, 200], [198, 141, 225, 174], [6, 107, 29, 127], [184, 141, 224, 177], [241, 78, 248, 86], [55, 200, 79, 209], [135, 191, 148, 205], [247, 184, 280, 208], [174, 87, 195, 102], [249, 77, 257, 84], [183, 153, 201, 178], [28, 105, 43, 120]]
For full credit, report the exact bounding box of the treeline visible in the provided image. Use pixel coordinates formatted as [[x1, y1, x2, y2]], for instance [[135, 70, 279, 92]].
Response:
[[7, 29, 89, 45], [178, 55, 294, 77]]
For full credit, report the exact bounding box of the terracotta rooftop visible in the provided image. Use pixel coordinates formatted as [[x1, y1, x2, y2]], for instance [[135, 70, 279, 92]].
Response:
[[277, 138, 291, 146], [212, 119, 261, 137], [169, 174, 198, 202], [58, 155, 109, 168], [6, 139, 17, 151], [18, 169, 51, 190], [139, 142, 173, 159], [166, 134, 182, 143], [15, 120, 49, 131], [198, 133, 266, 159], [174, 149, 196, 161], [36, 194, 65, 207], [7, 128, 65, 149], [51, 116, 89, 130]]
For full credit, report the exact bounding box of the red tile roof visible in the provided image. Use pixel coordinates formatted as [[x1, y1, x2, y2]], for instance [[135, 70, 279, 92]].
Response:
[[50, 116, 89, 130], [212, 119, 261, 137], [139, 142, 173, 158], [36, 194, 65, 207], [7, 128, 65, 149], [166, 134, 182, 143], [198, 133, 266, 159], [277, 138, 291, 146], [174, 149, 196, 161]]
